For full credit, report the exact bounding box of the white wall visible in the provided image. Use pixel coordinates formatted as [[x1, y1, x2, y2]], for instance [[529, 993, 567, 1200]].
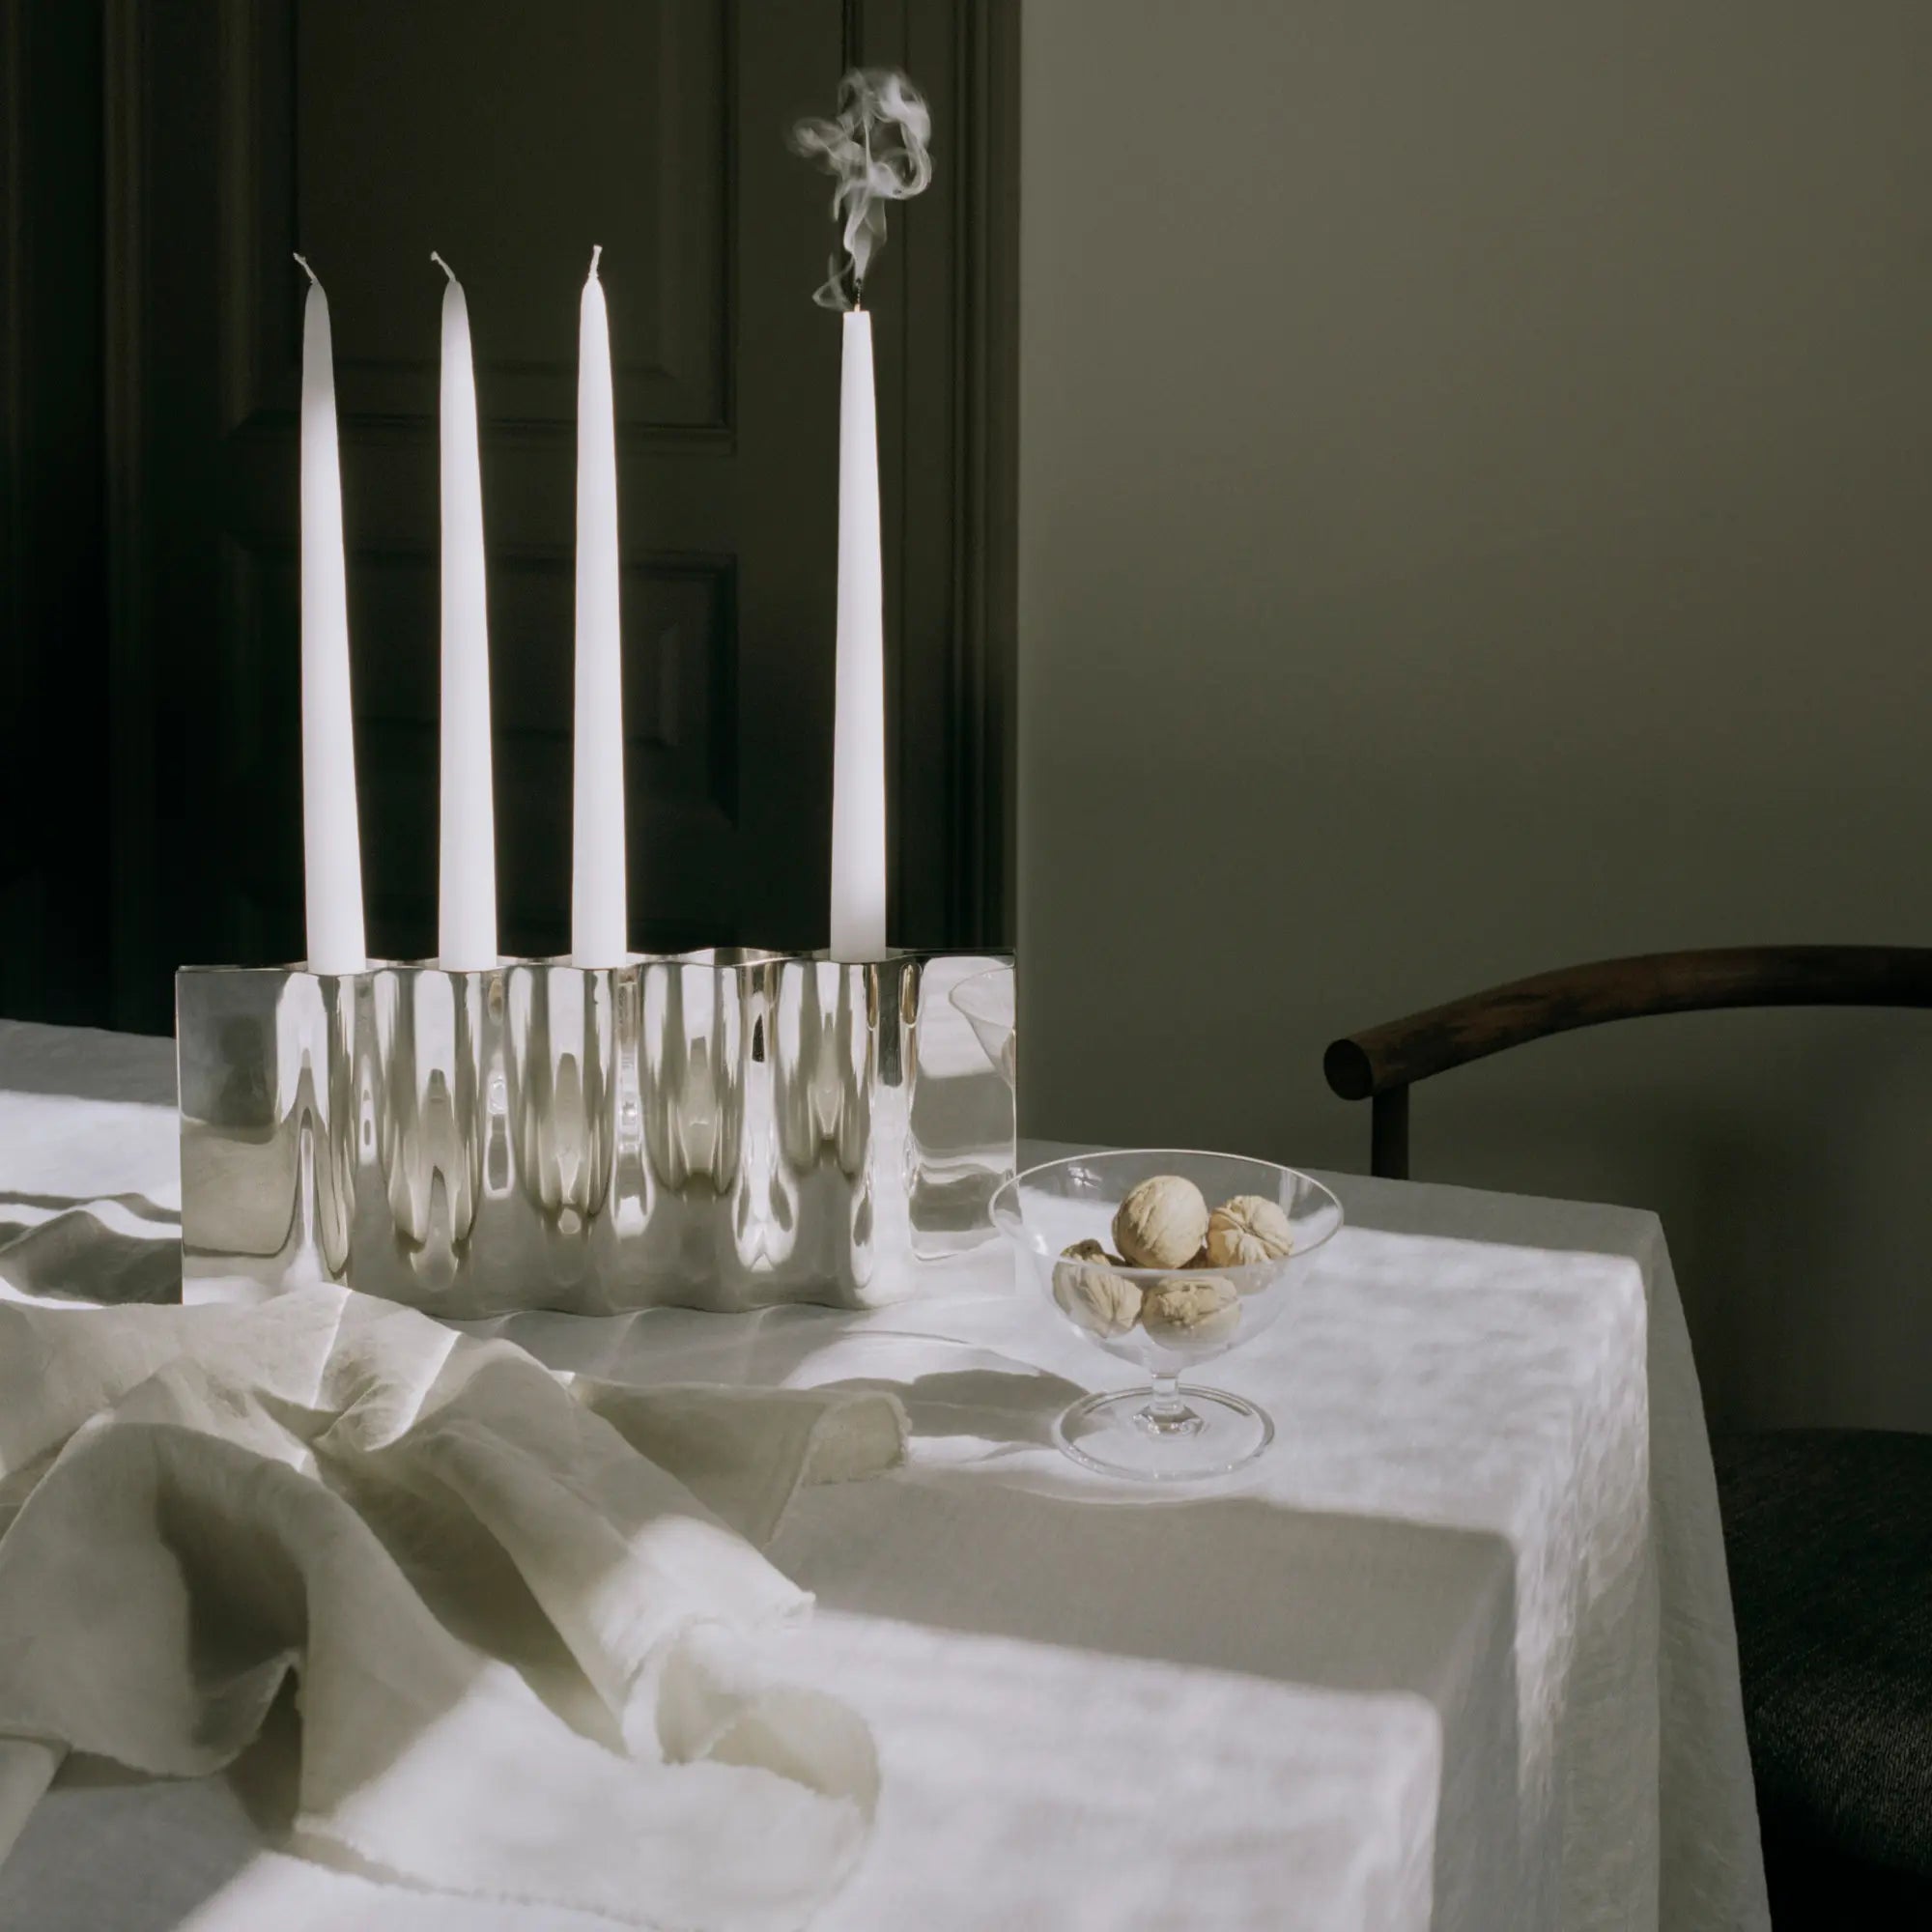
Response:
[[1017, 0, 1932, 1428]]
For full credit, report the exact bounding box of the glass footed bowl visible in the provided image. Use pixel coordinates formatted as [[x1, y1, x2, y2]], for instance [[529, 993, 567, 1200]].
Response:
[[949, 965, 1015, 1089], [990, 1149, 1344, 1481]]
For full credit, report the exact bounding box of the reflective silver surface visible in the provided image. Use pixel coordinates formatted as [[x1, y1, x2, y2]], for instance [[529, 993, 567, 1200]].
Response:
[[177, 951, 1014, 1313]]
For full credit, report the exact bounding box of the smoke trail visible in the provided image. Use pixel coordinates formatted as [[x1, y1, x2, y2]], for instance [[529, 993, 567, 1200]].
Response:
[[789, 69, 932, 309]]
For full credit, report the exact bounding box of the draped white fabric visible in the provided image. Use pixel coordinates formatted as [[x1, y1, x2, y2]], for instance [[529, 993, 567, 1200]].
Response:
[[0, 1282, 902, 1929], [0, 1019, 1768, 1930]]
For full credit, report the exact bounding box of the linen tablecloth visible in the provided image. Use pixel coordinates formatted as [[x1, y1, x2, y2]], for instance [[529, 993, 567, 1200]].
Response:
[[0, 1018, 1770, 1930]]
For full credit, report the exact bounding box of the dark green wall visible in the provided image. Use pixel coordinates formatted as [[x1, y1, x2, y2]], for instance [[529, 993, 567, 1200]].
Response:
[[1018, 0, 1932, 1428]]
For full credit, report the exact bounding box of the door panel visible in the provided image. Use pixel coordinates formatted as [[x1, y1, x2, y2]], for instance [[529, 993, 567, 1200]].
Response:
[[294, 0, 727, 435]]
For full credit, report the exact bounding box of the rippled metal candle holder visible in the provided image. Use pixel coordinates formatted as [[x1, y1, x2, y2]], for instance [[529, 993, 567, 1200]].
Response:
[[176, 951, 1014, 1314]]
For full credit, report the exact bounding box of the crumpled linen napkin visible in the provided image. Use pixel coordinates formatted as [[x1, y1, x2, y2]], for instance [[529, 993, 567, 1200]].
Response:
[[0, 1286, 905, 1930]]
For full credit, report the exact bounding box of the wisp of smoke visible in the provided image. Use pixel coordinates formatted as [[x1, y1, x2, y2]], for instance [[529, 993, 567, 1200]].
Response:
[[789, 69, 932, 309]]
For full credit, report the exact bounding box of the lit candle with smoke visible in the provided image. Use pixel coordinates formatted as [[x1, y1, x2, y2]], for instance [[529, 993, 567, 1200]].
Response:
[[294, 254, 367, 975], [791, 71, 932, 959]]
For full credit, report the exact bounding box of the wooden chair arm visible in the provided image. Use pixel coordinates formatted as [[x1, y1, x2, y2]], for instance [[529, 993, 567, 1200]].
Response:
[[1324, 945, 1932, 1104]]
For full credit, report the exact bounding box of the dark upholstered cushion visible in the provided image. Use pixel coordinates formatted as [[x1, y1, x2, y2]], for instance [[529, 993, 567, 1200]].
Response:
[[1712, 1428, 1932, 1892]]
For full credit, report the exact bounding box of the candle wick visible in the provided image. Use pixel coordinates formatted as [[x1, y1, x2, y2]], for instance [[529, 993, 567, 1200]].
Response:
[[588, 243, 603, 279], [292, 251, 319, 288], [430, 250, 457, 285]]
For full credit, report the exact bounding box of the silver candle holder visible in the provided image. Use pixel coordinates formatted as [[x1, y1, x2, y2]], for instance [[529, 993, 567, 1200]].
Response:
[[176, 950, 1014, 1314]]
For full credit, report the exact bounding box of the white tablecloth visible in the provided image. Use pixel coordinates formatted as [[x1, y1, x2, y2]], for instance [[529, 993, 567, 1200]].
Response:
[[0, 1018, 1769, 1930]]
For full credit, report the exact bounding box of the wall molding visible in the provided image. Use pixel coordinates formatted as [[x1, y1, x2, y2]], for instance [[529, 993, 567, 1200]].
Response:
[[951, 0, 1019, 946], [104, 0, 154, 1030]]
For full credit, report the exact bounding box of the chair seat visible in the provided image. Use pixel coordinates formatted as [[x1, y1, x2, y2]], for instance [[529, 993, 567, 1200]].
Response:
[[1713, 1427, 1932, 1909]]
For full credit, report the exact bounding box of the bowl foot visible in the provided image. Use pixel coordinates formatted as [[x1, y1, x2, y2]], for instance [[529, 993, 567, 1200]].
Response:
[[1053, 1385, 1273, 1481]]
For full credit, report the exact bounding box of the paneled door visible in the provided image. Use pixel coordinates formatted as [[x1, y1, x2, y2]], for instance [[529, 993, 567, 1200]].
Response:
[[99, 0, 1013, 1031]]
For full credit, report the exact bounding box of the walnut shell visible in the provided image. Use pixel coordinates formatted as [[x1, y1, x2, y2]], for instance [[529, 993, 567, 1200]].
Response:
[[1205, 1194, 1295, 1269], [1063, 1237, 1135, 1269], [1053, 1257, 1144, 1339], [1139, 1276, 1241, 1344], [1112, 1175, 1210, 1270]]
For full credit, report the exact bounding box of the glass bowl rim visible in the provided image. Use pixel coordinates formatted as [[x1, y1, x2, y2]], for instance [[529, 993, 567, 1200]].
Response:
[[990, 1147, 1346, 1281], [948, 964, 1014, 1022]]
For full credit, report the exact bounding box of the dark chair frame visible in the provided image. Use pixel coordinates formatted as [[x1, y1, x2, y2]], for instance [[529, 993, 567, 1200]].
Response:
[[1323, 945, 1932, 1179]]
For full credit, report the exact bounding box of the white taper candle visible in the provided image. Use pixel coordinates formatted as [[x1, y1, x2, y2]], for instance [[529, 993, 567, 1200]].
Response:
[[432, 254, 497, 967], [572, 245, 627, 962], [829, 308, 888, 958], [295, 255, 367, 974]]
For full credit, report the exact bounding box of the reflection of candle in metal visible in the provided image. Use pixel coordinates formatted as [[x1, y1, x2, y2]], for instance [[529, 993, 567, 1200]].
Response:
[[295, 255, 367, 973], [572, 246, 627, 963], [432, 254, 497, 967], [829, 307, 888, 958]]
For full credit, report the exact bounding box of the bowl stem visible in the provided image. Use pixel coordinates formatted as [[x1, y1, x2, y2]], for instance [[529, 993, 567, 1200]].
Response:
[[1134, 1372, 1206, 1439]]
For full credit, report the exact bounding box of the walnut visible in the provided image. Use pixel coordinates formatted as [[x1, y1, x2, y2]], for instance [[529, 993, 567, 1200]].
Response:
[[1053, 1254, 1143, 1338], [1139, 1276, 1241, 1344], [1205, 1194, 1294, 1269], [1062, 1237, 1135, 1270], [1112, 1175, 1210, 1270]]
